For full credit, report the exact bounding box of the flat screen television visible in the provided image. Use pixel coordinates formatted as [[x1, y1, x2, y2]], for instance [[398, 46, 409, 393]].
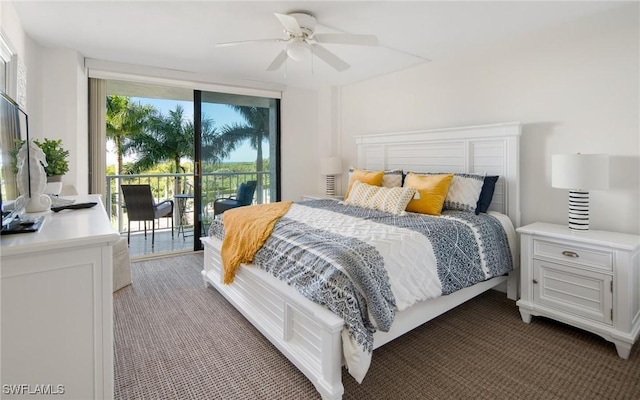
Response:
[[0, 90, 30, 228]]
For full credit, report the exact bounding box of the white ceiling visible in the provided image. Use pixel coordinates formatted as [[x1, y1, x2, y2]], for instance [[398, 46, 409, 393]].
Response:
[[12, 1, 624, 90]]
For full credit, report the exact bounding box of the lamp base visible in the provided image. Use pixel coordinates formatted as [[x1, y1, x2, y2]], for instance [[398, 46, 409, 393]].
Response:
[[325, 175, 336, 196], [568, 190, 590, 230]]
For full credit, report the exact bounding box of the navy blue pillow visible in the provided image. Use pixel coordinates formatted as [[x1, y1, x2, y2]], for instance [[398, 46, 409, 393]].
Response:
[[475, 176, 499, 215]]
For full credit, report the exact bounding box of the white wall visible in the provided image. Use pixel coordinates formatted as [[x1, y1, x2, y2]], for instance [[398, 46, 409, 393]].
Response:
[[315, 86, 344, 195], [337, 4, 639, 234], [40, 48, 88, 193], [280, 87, 319, 201]]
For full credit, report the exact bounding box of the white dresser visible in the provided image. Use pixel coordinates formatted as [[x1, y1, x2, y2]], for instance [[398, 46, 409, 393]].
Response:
[[1, 195, 120, 399], [517, 222, 640, 359]]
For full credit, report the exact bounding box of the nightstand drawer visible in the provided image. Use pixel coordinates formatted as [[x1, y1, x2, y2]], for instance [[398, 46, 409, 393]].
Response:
[[533, 260, 613, 325], [533, 239, 612, 271]]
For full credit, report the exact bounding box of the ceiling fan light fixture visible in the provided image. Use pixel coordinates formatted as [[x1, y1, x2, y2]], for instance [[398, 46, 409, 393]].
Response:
[[286, 40, 310, 61], [222, 11, 380, 72]]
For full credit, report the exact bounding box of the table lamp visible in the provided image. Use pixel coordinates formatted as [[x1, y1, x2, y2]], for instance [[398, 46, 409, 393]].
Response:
[[551, 153, 609, 231], [320, 156, 342, 196]]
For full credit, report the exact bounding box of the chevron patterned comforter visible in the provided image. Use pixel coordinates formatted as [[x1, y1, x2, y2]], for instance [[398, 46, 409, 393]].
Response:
[[208, 199, 514, 382]]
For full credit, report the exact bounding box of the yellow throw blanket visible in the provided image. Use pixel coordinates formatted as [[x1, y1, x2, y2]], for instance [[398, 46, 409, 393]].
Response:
[[221, 201, 292, 284]]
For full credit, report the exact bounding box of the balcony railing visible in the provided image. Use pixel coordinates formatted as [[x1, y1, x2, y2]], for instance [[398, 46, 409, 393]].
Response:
[[106, 172, 271, 234]]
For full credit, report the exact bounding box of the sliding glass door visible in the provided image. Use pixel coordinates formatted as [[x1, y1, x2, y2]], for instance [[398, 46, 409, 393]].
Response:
[[96, 79, 280, 255], [193, 90, 280, 250]]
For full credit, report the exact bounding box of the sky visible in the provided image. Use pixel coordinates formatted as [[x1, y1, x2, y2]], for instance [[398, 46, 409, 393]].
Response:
[[106, 97, 268, 166]]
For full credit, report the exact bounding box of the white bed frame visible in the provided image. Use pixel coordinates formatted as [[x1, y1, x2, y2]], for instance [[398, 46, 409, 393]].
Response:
[[202, 122, 522, 399]]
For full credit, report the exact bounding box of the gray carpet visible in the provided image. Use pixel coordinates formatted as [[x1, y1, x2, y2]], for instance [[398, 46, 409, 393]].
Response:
[[114, 253, 640, 399]]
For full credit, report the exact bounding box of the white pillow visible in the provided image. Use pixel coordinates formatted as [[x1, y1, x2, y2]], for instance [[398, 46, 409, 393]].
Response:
[[342, 180, 416, 215], [444, 173, 485, 212]]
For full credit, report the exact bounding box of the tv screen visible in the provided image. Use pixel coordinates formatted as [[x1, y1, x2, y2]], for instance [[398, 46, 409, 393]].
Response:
[[0, 91, 29, 224]]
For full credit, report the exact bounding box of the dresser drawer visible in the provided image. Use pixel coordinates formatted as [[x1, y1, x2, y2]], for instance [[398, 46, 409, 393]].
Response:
[[533, 239, 612, 271]]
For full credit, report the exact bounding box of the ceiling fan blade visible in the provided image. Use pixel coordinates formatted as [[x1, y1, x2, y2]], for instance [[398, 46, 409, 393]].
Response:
[[313, 33, 379, 47], [312, 44, 350, 72], [266, 50, 288, 71], [216, 38, 286, 47], [274, 13, 302, 36]]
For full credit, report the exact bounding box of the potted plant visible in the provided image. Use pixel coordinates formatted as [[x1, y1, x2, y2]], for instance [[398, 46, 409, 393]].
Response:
[[11, 138, 70, 195], [35, 138, 70, 179]]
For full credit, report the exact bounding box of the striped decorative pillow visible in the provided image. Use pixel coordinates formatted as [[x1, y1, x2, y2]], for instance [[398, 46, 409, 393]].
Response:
[[342, 180, 416, 215]]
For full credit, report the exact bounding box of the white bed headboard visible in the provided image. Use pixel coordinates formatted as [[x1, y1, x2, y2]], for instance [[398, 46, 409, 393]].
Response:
[[354, 122, 522, 227]]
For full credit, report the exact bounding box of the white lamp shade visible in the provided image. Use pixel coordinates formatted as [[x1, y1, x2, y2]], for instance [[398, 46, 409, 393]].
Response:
[[286, 40, 310, 61], [320, 156, 342, 176], [551, 154, 609, 190]]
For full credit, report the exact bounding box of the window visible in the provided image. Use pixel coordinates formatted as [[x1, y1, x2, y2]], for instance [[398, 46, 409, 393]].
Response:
[[0, 30, 17, 99]]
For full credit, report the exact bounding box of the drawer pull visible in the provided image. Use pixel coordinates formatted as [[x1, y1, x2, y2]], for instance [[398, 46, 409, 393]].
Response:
[[562, 250, 579, 258], [533, 279, 538, 284]]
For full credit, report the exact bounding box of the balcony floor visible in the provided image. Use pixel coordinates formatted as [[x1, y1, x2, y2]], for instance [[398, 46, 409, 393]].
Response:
[[124, 228, 198, 259]]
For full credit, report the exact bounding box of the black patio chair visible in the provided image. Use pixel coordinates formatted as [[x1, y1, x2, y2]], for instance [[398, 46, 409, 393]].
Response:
[[121, 184, 174, 247], [213, 180, 257, 217]]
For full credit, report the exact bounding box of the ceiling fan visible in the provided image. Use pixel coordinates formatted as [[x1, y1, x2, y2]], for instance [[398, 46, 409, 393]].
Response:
[[216, 12, 379, 72]]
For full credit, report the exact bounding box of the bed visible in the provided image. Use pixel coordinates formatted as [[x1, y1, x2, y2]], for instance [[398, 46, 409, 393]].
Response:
[[201, 122, 522, 400]]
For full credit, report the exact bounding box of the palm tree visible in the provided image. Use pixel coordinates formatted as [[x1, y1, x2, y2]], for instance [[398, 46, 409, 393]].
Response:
[[106, 95, 155, 176], [125, 105, 230, 193], [218, 105, 271, 201], [186, 118, 236, 167], [126, 105, 190, 174]]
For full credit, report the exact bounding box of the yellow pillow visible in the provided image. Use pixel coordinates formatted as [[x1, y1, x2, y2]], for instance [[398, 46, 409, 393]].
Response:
[[403, 173, 454, 215], [345, 168, 384, 199]]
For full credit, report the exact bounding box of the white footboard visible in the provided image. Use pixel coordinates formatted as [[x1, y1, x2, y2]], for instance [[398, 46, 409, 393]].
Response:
[[202, 237, 345, 400]]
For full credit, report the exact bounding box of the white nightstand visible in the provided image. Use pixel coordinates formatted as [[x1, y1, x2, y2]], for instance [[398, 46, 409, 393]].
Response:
[[516, 222, 640, 359], [301, 194, 343, 201]]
